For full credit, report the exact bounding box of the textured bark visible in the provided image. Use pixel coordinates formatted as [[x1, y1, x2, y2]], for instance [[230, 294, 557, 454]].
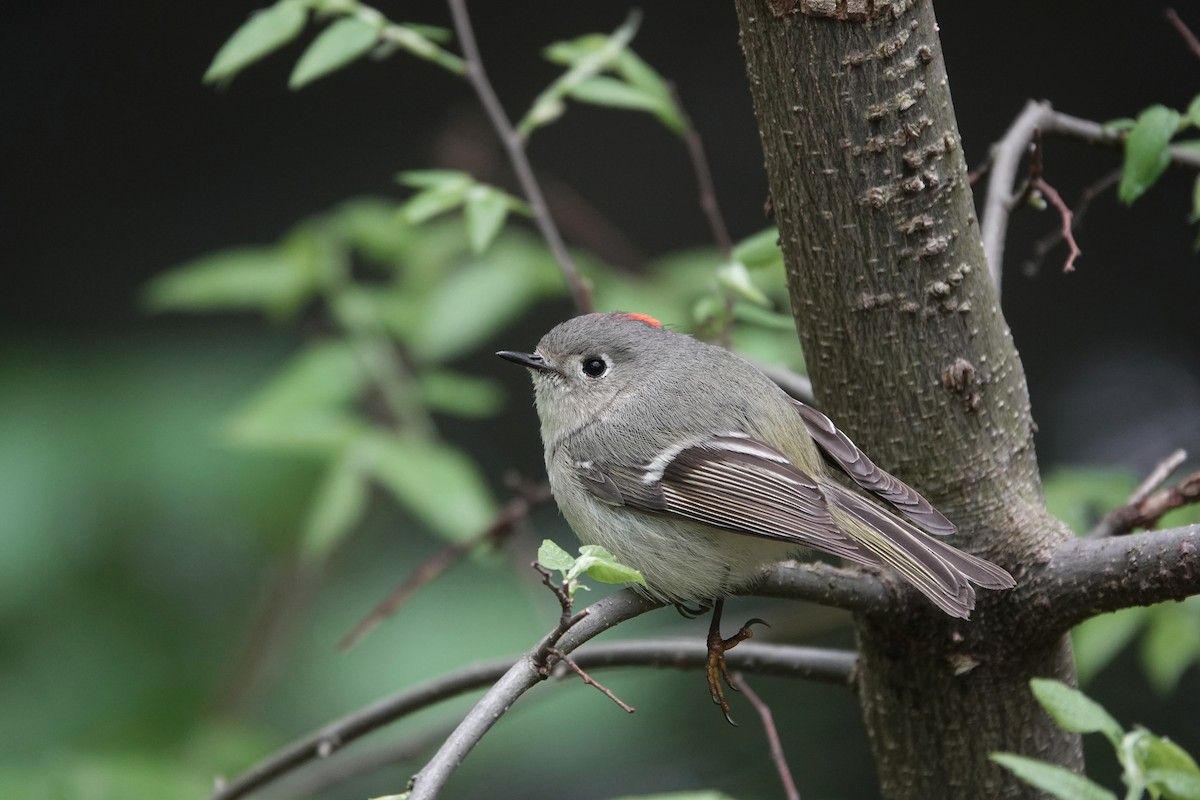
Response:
[[734, 1, 1083, 796]]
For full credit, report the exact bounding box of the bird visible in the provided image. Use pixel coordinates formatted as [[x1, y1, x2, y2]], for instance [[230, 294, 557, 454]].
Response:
[[498, 311, 1015, 717]]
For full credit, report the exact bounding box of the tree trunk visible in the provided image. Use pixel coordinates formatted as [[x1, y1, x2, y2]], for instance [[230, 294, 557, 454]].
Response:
[[734, 1, 1083, 796]]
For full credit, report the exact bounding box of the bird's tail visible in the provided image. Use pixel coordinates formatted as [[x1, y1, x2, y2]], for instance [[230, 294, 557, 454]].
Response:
[[826, 484, 1015, 619]]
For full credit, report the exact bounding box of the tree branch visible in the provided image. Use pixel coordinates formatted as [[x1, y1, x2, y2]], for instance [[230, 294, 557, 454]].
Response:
[[445, 0, 593, 313], [753, 560, 891, 616], [209, 626, 855, 800], [1036, 524, 1200, 634], [406, 589, 656, 798], [979, 100, 1200, 288]]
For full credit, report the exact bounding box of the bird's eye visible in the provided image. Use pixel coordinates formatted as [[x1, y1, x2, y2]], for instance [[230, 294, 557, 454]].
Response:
[[581, 357, 608, 377]]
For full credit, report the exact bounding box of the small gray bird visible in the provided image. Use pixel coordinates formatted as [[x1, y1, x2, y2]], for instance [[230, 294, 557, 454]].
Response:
[[499, 311, 1014, 714]]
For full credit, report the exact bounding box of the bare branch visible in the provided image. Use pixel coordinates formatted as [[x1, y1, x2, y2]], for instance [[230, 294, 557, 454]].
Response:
[[753, 559, 891, 616], [669, 82, 734, 261], [1037, 524, 1200, 634], [209, 630, 855, 800], [339, 484, 554, 651], [1165, 7, 1200, 58], [407, 590, 659, 799], [1025, 168, 1120, 276], [979, 100, 1200, 289], [1032, 177, 1081, 273], [1088, 449, 1190, 538], [446, 0, 593, 313], [731, 672, 802, 800], [1089, 471, 1200, 539]]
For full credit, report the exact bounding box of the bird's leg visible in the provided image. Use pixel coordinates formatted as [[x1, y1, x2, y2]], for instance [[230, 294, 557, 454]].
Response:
[[705, 597, 768, 724]]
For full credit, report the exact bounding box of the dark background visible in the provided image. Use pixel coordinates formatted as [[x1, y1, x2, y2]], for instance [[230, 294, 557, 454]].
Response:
[[2, 2, 1198, 798], [5, 2, 1199, 469]]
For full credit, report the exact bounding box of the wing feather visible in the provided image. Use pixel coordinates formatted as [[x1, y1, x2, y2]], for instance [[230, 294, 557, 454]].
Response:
[[793, 400, 957, 536]]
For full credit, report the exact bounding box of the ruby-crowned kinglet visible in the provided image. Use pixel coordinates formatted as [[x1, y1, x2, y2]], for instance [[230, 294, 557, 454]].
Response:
[[499, 311, 1014, 615]]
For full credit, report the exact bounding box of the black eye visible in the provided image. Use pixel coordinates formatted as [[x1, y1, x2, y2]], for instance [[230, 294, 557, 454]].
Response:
[[581, 357, 608, 377]]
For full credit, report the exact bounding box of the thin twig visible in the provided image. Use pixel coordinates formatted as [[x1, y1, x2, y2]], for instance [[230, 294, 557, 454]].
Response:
[[978, 100, 1200, 290], [1031, 177, 1081, 273], [669, 83, 734, 261], [208, 632, 855, 800], [1088, 449, 1188, 538], [1025, 168, 1120, 275], [338, 483, 553, 651], [731, 672, 801, 800], [406, 590, 656, 800], [446, 0, 593, 313], [1131, 449, 1190, 505], [549, 647, 636, 713], [1088, 467, 1200, 539], [1165, 8, 1200, 58]]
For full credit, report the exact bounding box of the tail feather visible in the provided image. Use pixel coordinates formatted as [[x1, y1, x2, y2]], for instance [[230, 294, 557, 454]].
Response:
[[827, 485, 1014, 618]]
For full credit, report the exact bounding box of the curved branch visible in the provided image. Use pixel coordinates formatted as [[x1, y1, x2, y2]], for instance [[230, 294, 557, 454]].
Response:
[[1036, 523, 1200, 634], [979, 100, 1200, 288], [753, 559, 891, 616], [407, 589, 656, 798]]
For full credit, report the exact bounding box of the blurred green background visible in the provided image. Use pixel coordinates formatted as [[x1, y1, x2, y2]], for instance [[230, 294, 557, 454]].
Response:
[[3, 1, 1198, 798]]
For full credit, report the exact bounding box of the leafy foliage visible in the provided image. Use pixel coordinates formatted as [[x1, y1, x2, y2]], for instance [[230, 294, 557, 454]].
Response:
[[537, 540, 646, 598], [1113, 93, 1200, 246], [994, 680, 1200, 800]]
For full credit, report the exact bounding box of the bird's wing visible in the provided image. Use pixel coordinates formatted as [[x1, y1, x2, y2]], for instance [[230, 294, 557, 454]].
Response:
[[576, 433, 876, 566], [792, 399, 957, 536]]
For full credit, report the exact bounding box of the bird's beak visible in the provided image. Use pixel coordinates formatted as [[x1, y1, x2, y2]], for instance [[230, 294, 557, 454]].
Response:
[[496, 350, 554, 373]]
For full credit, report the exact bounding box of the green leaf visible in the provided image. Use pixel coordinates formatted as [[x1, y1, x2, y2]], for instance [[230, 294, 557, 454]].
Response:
[[204, 0, 310, 85], [1103, 118, 1137, 132], [223, 340, 368, 454], [463, 186, 511, 254], [370, 435, 496, 541], [417, 370, 504, 418], [733, 227, 784, 271], [1136, 732, 1200, 776], [330, 197, 413, 264], [397, 169, 472, 189], [568, 76, 669, 115], [1119, 105, 1182, 205], [398, 174, 474, 224], [568, 544, 646, 587], [290, 16, 381, 89], [537, 539, 576, 573], [612, 50, 683, 132], [733, 301, 795, 331], [990, 753, 1117, 800], [1030, 679, 1124, 746], [1146, 768, 1200, 800], [518, 9, 643, 137], [145, 244, 319, 317], [1192, 174, 1200, 224], [1186, 95, 1200, 129], [717, 260, 770, 307], [409, 234, 563, 363], [300, 447, 369, 561]]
